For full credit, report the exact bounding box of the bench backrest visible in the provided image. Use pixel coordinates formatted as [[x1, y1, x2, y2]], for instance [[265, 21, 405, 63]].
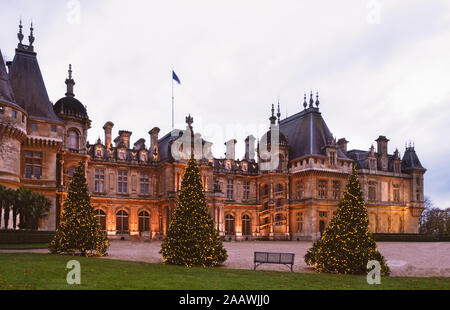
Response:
[[254, 252, 295, 264]]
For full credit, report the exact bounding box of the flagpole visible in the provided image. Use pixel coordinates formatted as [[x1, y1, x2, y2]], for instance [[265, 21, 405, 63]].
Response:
[[172, 70, 174, 129]]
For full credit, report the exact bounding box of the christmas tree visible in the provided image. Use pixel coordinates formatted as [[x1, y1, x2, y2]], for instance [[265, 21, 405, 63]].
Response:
[[305, 166, 390, 275], [160, 157, 227, 267], [49, 161, 108, 256]]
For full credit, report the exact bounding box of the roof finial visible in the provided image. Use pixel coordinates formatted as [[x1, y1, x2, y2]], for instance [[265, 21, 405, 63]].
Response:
[[277, 98, 281, 123], [309, 90, 314, 108], [315, 91, 320, 108], [65, 64, 75, 97], [28, 21, 35, 47], [269, 104, 277, 125], [185, 113, 193, 128], [303, 93, 307, 109], [17, 18, 24, 44]]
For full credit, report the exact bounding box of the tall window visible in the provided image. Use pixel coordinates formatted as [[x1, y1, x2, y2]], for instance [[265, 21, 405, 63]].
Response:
[[116, 210, 129, 234], [329, 151, 336, 166], [296, 212, 303, 233], [275, 183, 284, 197], [94, 169, 105, 193], [226, 179, 233, 200], [261, 184, 269, 199], [225, 214, 235, 235], [243, 181, 250, 200], [24, 151, 42, 179], [68, 130, 79, 150], [393, 184, 400, 202], [242, 214, 251, 235], [118, 171, 128, 193], [332, 180, 341, 200], [295, 180, 304, 199], [368, 181, 377, 201], [138, 211, 151, 232], [95, 209, 106, 231], [274, 213, 285, 226], [140, 173, 149, 195], [318, 180, 328, 198]]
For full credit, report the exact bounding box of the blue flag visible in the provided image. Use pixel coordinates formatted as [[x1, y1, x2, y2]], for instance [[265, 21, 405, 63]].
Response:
[[172, 70, 181, 84]]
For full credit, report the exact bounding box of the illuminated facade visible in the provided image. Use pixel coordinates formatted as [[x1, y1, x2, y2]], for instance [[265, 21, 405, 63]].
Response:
[[0, 24, 426, 240]]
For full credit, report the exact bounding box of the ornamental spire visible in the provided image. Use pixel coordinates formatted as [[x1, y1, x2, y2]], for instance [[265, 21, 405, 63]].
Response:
[[303, 93, 307, 109], [309, 91, 314, 108], [65, 64, 76, 97], [28, 21, 35, 47], [315, 91, 320, 108], [277, 98, 281, 123], [17, 19, 24, 44], [269, 103, 277, 125]]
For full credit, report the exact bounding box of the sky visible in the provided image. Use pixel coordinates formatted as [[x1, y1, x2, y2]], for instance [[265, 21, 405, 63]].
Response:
[[1, 0, 449, 208]]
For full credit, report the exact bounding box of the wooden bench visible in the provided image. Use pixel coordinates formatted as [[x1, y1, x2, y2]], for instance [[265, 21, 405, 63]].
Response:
[[254, 252, 295, 272]]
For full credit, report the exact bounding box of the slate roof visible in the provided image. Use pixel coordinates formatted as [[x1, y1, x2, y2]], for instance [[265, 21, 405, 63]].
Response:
[[53, 96, 88, 119], [401, 147, 426, 171], [278, 107, 350, 161], [8, 45, 62, 122], [0, 49, 17, 106]]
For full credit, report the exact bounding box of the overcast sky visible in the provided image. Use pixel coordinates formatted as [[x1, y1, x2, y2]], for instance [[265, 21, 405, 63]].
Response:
[[1, 0, 449, 208]]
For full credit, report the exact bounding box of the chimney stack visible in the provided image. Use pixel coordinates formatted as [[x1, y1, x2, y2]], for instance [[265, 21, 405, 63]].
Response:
[[337, 138, 348, 154], [245, 135, 256, 161], [118, 130, 132, 149], [149, 127, 160, 160], [103, 121, 114, 148], [225, 139, 237, 160]]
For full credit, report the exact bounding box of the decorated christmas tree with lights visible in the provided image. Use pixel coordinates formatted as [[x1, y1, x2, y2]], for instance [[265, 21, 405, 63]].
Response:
[[161, 157, 227, 267], [305, 166, 390, 275], [49, 161, 108, 256]]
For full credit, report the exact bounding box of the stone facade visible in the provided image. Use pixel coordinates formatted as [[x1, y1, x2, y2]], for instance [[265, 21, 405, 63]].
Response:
[[0, 24, 426, 239]]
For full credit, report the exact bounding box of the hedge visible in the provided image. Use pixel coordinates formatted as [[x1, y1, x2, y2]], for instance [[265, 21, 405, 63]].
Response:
[[373, 233, 450, 242], [0, 230, 55, 244]]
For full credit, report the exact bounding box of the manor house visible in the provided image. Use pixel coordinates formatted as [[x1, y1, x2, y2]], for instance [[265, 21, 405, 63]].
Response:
[[0, 23, 426, 240]]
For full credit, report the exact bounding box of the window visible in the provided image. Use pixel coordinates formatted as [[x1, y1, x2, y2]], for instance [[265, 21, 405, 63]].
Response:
[[296, 212, 303, 233], [226, 179, 233, 200], [22, 114, 25, 122], [118, 171, 128, 193], [319, 211, 327, 218], [416, 190, 421, 201], [368, 181, 377, 201], [51, 125, 57, 132], [242, 214, 251, 235], [393, 184, 400, 202], [140, 173, 149, 195], [66, 166, 76, 187], [274, 213, 285, 226], [94, 169, 105, 193], [318, 180, 328, 198], [329, 151, 336, 166], [416, 177, 420, 186], [95, 209, 106, 231], [95, 148, 102, 157], [261, 184, 269, 199], [138, 211, 150, 232], [295, 180, 304, 199], [140, 152, 147, 162], [31, 123, 37, 131], [275, 183, 284, 197], [0, 106, 4, 114], [68, 130, 79, 150], [118, 150, 125, 160], [116, 210, 129, 234], [225, 214, 235, 235], [369, 159, 377, 170], [243, 181, 250, 200], [11, 110, 17, 119], [332, 180, 341, 200], [24, 151, 42, 179]]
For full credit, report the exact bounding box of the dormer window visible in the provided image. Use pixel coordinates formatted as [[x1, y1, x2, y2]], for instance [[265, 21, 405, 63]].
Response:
[[225, 161, 231, 170], [369, 158, 377, 170], [329, 151, 337, 166], [242, 162, 248, 172], [118, 150, 125, 160], [140, 151, 147, 162], [95, 148, 103, 157]]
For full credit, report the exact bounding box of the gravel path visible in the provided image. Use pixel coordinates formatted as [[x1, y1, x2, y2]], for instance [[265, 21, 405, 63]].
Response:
[[2, 241, 449, 277]]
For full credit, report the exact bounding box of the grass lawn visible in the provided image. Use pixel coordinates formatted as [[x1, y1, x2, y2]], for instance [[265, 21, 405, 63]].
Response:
[[0, 253, 448, 290], [0, 243, 49, 250]]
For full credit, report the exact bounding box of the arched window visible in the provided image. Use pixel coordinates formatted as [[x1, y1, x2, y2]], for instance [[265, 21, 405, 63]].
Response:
[[95, 209, 106, 231], [225, 214, 235, 235], [138, 211, 151, 232], [116, 210, 129, 234], [242, 214, 251, 236], [68, 130, 79, 150]]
